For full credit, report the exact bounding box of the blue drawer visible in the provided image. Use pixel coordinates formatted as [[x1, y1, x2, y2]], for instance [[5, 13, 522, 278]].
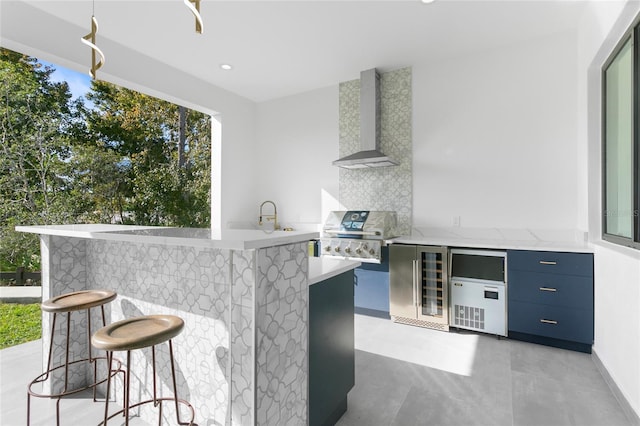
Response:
[[507, 250, 593, 277], [508, 270, 593, 309], [508, 301, 593, 344]]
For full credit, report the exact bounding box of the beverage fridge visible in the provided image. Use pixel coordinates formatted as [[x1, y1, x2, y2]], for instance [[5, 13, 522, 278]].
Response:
[[389, 245, 449, 331]]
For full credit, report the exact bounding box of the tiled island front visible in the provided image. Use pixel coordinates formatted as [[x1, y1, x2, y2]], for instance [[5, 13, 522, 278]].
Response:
[[17, 225, 321, 425]]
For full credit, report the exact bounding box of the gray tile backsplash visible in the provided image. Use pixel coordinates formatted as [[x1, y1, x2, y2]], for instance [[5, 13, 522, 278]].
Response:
[[339, 67, 412, 235]]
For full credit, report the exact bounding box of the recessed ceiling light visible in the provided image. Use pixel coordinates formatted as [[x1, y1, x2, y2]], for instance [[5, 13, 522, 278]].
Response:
[[220, 64, 233, 71], [421, 0, 435, 3]]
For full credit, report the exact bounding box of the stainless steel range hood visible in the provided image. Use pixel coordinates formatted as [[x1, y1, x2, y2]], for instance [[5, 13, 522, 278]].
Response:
[[333, 68, 398, 169]]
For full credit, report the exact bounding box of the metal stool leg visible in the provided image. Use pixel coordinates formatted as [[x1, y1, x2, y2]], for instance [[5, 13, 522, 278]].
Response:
[[102, 351, 113, 426], [151, 340, 190, 425], [26, 392, 31, 425], [125, 350, 131, 426], [87, 308, 95, 402], [53, 312, 72, 426], [27, 312, 58, 425], [152, 345, 164, 425], [89, 305, 109, 403], [45, 313, 58, 381], [63, 312, 71, 393], [169, 339, 190, 425]]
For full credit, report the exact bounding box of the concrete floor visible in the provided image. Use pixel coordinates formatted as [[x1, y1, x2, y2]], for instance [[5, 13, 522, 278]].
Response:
[[0, 314, 634, 426], [338, 314, 634, 426], [0, 339, 149, 426]]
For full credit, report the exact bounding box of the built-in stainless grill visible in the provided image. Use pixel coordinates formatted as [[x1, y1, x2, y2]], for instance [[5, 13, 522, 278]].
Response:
[[320, 210, 398, 263]]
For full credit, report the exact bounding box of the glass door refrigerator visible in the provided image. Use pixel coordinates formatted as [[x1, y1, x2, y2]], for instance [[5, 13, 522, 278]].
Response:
[[389, 245, 449, 331]]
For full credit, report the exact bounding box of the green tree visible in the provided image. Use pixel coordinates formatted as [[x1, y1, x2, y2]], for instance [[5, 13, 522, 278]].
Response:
[[0, 48, 211, 272], [84, 81, 211, 226], [0, 49, 75, 270]]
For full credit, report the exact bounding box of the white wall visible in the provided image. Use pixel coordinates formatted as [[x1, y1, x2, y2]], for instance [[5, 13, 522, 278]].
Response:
[[582, 0, 640, 419], [593, 243, 640, 415], [412, 31, 579, 229], [254, 32, 583, 232], [253, 86, 340, 228]]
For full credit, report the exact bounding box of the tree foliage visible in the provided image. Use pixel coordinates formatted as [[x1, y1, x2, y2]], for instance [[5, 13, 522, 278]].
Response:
[[0, 48, 211, 271]]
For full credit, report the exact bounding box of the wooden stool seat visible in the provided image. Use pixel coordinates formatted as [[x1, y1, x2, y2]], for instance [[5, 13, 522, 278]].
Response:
[[41, 289, 117, 313], [93, 314, 194, 425], [92, 315, 184, 352]]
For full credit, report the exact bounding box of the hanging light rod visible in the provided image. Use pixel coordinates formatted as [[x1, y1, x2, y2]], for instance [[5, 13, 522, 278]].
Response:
[[80, 15, 105, 79], [184, 0, 203, 34]]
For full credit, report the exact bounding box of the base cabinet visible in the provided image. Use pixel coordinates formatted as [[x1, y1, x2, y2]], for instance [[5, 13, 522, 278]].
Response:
[[309, 271, 355, 426], [507, 250, 594, 353], [354, 255, 390, 318]]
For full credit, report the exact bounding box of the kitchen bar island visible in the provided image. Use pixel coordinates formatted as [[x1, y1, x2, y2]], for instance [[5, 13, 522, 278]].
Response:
[[17, 224, 359, 426]]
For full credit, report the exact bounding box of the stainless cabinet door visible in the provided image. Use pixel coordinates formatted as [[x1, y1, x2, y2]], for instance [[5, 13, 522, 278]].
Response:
[[389, 244, 417, 319]]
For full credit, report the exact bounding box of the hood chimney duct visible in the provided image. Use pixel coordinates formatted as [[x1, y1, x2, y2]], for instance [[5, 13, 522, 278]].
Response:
[[332, 68, 398, 169]]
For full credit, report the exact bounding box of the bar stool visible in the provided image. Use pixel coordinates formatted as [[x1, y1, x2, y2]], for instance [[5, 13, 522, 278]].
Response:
[[27, 289, 122, 426], [91, 314, 195, 426]]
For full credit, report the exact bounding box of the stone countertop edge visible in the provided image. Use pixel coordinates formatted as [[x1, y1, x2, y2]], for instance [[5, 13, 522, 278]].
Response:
[[15, 224, 319, 250], [389, 234, 593, 253], [309, 257, 361, 285]]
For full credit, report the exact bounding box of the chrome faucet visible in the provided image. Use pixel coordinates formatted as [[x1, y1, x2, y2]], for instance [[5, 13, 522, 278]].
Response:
[[258, 200, 279, 230]]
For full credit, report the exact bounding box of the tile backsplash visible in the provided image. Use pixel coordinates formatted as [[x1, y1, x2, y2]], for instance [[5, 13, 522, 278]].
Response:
[[338, 67, 412, 236]]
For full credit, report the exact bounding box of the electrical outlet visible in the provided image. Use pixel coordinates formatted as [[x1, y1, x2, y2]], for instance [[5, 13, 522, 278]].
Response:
[[453, 216, 461, 227]]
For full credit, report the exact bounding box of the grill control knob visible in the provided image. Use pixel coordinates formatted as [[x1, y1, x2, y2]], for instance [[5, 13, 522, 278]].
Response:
[[355, 248, 362, 254], [369, 248, 376, 255], [324, 245, 331, 252], [334, 247, 341, 253], [362, 243, 368, 250], [345, 247, 351, 254]]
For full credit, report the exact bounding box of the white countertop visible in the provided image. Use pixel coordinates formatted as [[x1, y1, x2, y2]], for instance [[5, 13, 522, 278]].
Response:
[[390, 227, 593, 253], [15, 224, 319, 250], [309, 257, 361, 285]]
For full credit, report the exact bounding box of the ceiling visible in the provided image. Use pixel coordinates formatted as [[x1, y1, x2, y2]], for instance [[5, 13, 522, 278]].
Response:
[[1, 0, 591, 103]]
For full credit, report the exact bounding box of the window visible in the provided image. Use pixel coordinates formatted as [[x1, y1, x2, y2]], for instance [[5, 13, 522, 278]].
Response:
[[603, 25, 640, 247]]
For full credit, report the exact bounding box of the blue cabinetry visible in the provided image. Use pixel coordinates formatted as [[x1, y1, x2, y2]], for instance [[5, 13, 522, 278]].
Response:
[[507, 250, 594, 353], [309, 271, 355, 426], [354, 247, 390, 318]]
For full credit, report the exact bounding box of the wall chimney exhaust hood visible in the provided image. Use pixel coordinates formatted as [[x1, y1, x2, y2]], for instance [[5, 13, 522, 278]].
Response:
[[333, 68, 398, 169]]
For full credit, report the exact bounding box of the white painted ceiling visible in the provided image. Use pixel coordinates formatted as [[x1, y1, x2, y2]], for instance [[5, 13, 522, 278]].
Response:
[[1, 0, 591, 103]]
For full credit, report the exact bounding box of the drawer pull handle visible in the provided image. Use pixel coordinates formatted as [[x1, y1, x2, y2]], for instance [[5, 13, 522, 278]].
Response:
[[539, 261, 557, 265], [540, 319, 558, 325], [539, 287, 557, 292]]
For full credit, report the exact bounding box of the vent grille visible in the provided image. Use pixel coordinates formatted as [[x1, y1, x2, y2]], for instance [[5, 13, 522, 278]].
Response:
[[391, 316, 449, 332], [453, 304, 485, 330]]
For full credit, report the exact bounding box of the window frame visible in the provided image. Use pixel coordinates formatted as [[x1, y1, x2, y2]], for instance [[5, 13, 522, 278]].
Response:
[[602, 23, 640, 248]]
